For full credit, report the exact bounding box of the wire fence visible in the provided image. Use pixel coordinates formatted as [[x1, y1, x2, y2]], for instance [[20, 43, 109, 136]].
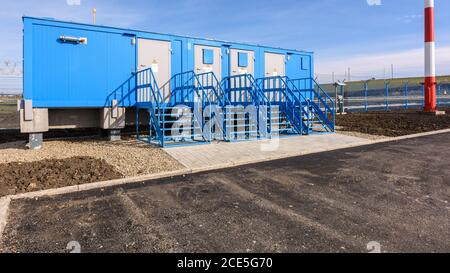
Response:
[[334, 81, 449, 112]]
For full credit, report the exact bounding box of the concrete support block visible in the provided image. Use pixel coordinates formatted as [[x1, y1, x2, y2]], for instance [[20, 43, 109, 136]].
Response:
[[20, 108, 49, 133], [28, 133, 43, 150], [108, 129, 121, 141], [24, 100, 33, 121], [100, 107, 125, 130]]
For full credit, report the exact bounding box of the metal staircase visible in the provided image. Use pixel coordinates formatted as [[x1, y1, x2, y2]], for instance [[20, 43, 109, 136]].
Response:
[[288, 78, 335, 133], [221, 74, 272, 141], [256, 76, 310, 135], [134, 69, 335, 147], [136, 69, 220, 147]]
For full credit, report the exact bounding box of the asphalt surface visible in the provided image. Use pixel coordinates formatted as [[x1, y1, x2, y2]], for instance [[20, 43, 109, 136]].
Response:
[[1, 133, 450, 253]]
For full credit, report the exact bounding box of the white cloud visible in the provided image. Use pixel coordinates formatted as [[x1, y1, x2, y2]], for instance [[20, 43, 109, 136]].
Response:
[[401, 14, 423, 24], [66, 0, 81, 6], [316, 47, 450, 81], [367, 0, 382, 6]]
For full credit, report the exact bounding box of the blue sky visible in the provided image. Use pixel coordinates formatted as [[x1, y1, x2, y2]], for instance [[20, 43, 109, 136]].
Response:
[[0, 0, 449, 82]]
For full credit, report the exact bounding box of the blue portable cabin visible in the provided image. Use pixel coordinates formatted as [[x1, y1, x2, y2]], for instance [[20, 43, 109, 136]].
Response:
[[21, 16, 334, 147], [23, 16, 314, 108]]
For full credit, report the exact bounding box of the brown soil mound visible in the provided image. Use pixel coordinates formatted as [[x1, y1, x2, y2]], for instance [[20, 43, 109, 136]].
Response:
[[0, 157, 123, 197], [336, 109, 450, 137]]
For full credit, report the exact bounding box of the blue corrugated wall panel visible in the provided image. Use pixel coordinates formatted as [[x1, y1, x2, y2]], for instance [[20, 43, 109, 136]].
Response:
[[28, 22, 136, 108], [23, 17, 314, 108]]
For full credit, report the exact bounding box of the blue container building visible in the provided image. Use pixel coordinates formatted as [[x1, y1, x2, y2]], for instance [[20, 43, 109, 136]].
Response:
[[20, 16, 334, 148]]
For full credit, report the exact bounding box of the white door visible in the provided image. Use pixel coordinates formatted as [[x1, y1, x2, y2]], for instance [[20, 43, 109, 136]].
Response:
[[264, 52, 286, 101], [230, 49, 254, 76], [230, 49, 255, 102], [264, 52, 285, 77], [194, 45, 222, 82], [138, 39, 171, 102]]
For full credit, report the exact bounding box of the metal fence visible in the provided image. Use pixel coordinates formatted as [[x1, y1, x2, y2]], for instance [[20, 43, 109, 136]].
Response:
[[339, 82, 449, 112]]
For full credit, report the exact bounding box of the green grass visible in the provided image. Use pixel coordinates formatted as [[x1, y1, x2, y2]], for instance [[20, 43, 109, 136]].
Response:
[[0, 95, 20, 114], [321, 75, 450, 92], [0, 104, 16, 114]]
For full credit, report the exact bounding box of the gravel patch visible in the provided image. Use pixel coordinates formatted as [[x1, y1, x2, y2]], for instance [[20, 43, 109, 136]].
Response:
[[335, 127, 388, 140], [0, 138, 185, 177]]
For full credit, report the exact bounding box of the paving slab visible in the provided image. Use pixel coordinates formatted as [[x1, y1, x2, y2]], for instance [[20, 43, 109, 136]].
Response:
[[164, 134, 370, 169]]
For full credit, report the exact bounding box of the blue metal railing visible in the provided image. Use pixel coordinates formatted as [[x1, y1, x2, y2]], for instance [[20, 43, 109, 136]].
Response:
[[341, 81, 449, 112], [256, 76, 308, 135], [104, 74, 136, 108], [197, 72, 231, 107], [135, 67, 165, 146], [221, 74, 272, 139], [222, 74, 269, 105], [133, 70, 343, 146], [137, 70, 224, 146], [287, 77, 335, 132], [159, 71, 225, 107]]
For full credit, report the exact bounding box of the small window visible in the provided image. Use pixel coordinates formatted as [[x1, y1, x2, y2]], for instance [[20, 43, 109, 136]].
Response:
[[203, 49, 214, 65], [238, 52, 248, 68]]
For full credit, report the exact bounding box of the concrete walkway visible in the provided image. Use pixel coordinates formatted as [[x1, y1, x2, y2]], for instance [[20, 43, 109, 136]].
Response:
[[164, 133, 370, 169]]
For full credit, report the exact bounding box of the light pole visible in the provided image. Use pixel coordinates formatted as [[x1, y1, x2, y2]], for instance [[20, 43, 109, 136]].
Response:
[[92, 8, 97, 25]]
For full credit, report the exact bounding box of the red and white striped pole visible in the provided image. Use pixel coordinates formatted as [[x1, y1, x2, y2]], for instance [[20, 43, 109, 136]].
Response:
[[424, 0, 436, 112]]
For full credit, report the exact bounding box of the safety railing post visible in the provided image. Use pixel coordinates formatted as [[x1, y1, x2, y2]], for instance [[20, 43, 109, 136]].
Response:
[[385, 81, 389, 111], [405, 82, 409, 109], [136, 107, 140, 141], [161, 106, 165, 147], [148, 108, 152, 144], [209, 101, 212, 143], [437, 83, 441, 107], [364, 82, 368, 112], [422, 85, 425, 108]]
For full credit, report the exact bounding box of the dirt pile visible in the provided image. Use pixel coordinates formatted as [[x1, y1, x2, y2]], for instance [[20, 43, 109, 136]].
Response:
[[0, 157, 123, 197], [336, 109, 450, 137]]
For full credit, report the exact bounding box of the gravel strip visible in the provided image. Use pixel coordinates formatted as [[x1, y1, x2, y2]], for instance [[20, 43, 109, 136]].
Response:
[[335, 128, 388, 140], [0, 138, 185, 177]]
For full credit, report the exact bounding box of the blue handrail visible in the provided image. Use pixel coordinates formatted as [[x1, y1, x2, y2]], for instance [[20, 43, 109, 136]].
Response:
[[290, 77, 335, 114], [288, 77, 335, 131], [221, 74, 272, 138], [256, 76, 308, 134], [196, 72, 231, 106], [135, 67, 165, 146], [136, 67, 163, 106], [222, 74, 270, 105]]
